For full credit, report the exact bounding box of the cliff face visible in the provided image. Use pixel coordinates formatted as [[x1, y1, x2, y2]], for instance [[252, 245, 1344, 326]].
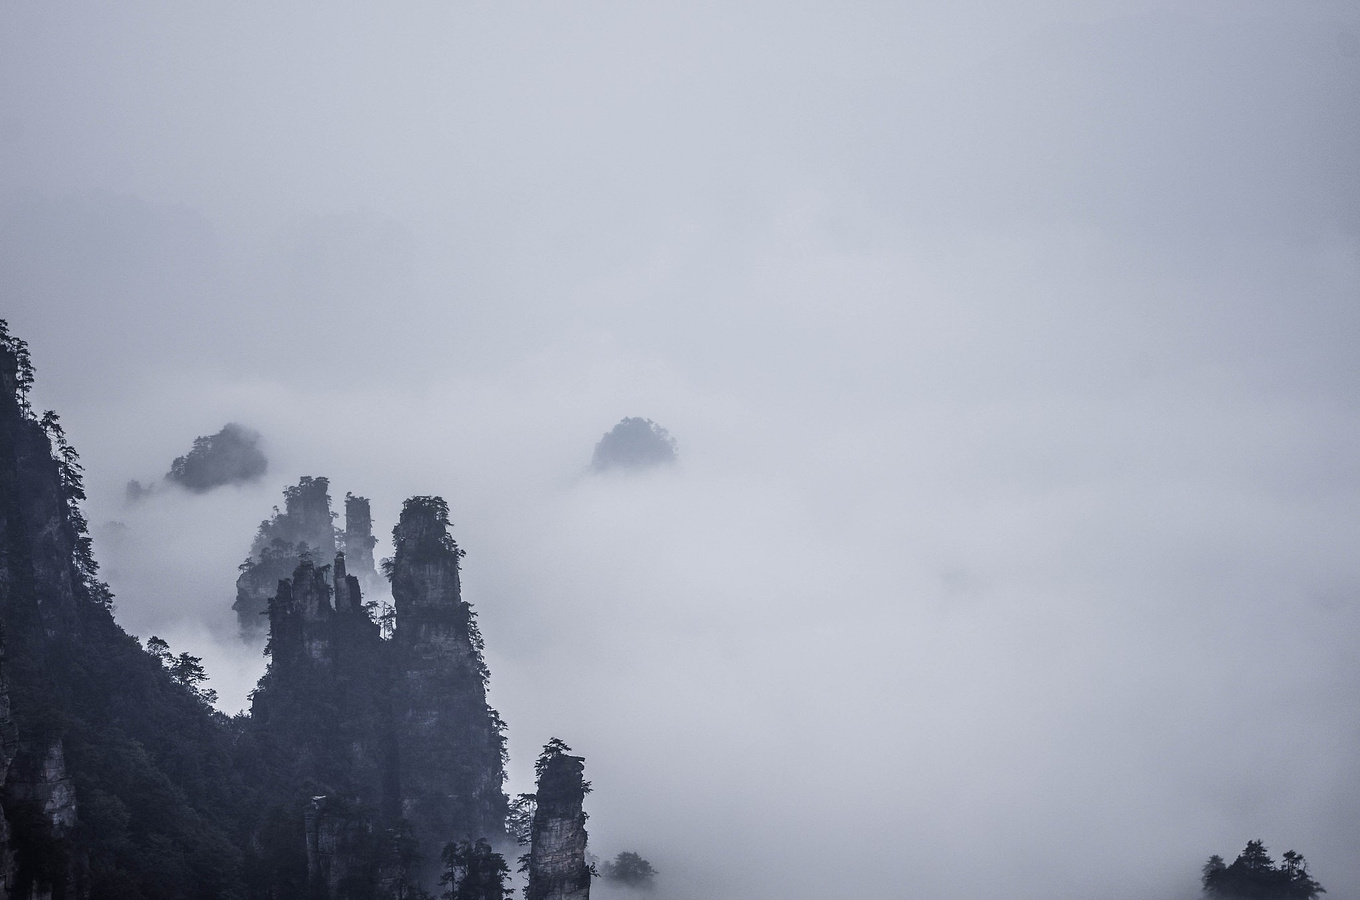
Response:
[[303, 794, 396, 900], [526, 745, 591, 900], [234, 476, 338, 639], [390, 497, 508, 862], [0, 628, 15, 897]]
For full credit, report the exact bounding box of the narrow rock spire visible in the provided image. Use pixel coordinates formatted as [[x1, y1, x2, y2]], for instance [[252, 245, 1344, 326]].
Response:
[[527, 739, 591, 900], [342, 492, 381, 592]]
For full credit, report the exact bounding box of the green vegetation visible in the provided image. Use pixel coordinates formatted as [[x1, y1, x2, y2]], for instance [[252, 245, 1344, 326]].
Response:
[[145, 635, 219, 706], [505, 793, 536, 847], [440, 839, 513, 900], [601, 851, 657, 888], [1202, 841, 1325, 899], [38, 409, 114, 611]]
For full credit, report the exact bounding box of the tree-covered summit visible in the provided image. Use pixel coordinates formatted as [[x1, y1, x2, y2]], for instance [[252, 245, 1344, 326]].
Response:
[[590, 418, 677, 472], [166, 422, 268, 492], [1202, 840, 1325, 899]]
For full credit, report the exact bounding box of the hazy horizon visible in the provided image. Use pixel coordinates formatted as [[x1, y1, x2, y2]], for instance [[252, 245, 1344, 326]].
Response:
[[4, 3, 1358, 898]]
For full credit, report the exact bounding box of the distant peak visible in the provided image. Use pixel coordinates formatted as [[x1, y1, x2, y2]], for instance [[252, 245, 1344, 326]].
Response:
[[591, 417, 677, 472]]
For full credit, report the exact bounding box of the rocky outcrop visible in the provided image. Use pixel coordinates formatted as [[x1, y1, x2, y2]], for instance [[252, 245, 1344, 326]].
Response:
[[526, 742, 591, 900], [251, 497, 510, 896], [234, 476, 338, 639], [341, 494, 380, 595], [390, 497, 508, 864]]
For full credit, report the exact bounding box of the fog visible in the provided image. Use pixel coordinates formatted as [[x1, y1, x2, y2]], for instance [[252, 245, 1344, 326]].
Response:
[[3, 2, 1359, 898]]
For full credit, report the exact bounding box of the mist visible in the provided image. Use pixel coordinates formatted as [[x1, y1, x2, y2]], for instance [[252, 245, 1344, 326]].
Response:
[[4, 2, 1359, 898]]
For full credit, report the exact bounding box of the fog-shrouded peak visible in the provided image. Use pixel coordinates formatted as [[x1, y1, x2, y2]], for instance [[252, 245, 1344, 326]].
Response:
[[165, 422, 267, 492], [591, 417, 677, 473]]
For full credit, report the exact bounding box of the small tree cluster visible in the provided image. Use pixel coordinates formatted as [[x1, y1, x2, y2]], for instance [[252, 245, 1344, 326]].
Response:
[[506, 794, 537, 848], [146, 636, 219, 706], [366, 599, 398, 640], [39, 410, 114, 611], [0, 319, 35, 416], [440, 838, 513, 900], [534, 738, 587, 787], [600, 851, 657, 888], [1202, 841, 1324, 899]]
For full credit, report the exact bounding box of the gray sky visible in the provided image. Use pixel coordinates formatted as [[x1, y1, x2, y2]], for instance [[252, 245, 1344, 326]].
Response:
[[3, 3, 1359, 898]]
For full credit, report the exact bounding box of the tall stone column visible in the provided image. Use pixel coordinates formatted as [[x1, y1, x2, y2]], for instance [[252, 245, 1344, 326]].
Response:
[[390, 497, 507, 863], [342, 493, 380, 593], [527, 741, 590, 900]]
